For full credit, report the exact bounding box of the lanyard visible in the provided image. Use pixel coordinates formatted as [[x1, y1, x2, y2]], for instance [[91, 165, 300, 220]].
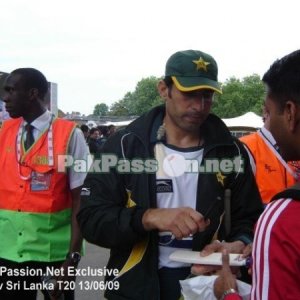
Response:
[[258, 129, 298, 180], [16, 116, 54, 180]]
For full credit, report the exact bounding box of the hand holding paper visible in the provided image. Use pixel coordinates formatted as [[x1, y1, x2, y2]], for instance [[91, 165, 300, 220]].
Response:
[[169, 250, 246, 267]]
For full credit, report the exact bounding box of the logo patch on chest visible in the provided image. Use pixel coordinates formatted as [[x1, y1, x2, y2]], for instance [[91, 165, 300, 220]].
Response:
[[156, 179, 173, 193]]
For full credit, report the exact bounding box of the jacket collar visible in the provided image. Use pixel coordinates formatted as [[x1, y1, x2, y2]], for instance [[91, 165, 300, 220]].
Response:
[[126, 105, 234, 147]]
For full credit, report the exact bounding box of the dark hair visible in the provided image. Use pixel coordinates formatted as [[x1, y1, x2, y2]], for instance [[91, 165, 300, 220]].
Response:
[[11, 68, 49, 98], [90, 127, 100, 135], [262, 50, 300, 110], [163, 76, 173, 88], [80, 124, 89, 133], [98, 125, 108, 137], [163, 76, 174, 98]]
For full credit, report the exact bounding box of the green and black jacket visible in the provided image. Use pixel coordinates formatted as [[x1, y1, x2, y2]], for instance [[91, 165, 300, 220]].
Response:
[[77, 105, 263, 300]]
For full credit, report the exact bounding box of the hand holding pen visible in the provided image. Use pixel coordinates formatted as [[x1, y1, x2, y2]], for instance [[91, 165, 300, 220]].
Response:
[[142, 206, 210, 240]]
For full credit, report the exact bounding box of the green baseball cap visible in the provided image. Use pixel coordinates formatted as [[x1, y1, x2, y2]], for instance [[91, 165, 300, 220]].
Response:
[[165, 50, 222, 94]]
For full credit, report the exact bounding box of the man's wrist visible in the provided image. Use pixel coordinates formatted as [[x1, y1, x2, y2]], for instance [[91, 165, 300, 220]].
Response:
[[66, 252, 81, 264], [142, 208, 156, 231], [235, 235, 252, 246], [221, 288, 240, 300]]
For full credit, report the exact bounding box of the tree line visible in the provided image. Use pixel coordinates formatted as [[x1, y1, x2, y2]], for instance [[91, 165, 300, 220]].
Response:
[[93, 74, 265, 118]]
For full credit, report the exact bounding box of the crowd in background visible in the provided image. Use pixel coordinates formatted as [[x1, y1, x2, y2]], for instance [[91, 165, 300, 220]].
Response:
[[80, 124, 116, 154]]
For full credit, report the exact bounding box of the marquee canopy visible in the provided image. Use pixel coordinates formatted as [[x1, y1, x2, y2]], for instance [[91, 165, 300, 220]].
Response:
[[222, 112, 263, 129]]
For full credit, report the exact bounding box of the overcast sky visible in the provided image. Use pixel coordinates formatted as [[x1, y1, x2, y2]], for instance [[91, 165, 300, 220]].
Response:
[[1, 0, 299, 115]]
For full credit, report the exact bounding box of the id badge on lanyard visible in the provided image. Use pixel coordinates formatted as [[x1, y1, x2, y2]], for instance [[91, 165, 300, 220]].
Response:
[[30, 171, 51, 191]]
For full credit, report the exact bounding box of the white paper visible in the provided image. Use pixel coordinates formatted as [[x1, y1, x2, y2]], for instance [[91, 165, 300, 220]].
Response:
[[180, 275, 251, 300], [170, 250, 246, 266]]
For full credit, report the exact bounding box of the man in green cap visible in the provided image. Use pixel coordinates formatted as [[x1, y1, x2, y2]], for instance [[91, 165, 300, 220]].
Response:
[[78, 50, 263, 300]]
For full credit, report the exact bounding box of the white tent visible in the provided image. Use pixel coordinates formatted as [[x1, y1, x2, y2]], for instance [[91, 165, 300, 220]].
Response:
[[222, 112, 263, 129], [104, 120, 135, 127]]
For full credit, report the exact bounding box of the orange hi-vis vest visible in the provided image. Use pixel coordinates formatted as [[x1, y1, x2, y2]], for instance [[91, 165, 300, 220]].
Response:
[[240, 131, 296, 204], [0, 117, 76, 262]]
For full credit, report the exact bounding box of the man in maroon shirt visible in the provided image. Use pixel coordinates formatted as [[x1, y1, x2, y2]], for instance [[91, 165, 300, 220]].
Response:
[[194, 50, 300, 300]]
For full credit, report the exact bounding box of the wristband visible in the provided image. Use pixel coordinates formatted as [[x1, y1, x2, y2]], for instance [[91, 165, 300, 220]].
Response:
[[66, 252, 81, 264], [221, 288, 239, 299]]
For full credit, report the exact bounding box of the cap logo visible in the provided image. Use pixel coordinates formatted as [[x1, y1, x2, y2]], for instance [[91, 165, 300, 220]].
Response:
[[193, 57, 210, 72]]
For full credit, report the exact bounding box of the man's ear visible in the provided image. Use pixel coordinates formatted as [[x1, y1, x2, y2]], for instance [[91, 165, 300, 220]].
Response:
[[28, 88, 39, 99], [157, 80, 169, 100], [285, 101, 299, 132]]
